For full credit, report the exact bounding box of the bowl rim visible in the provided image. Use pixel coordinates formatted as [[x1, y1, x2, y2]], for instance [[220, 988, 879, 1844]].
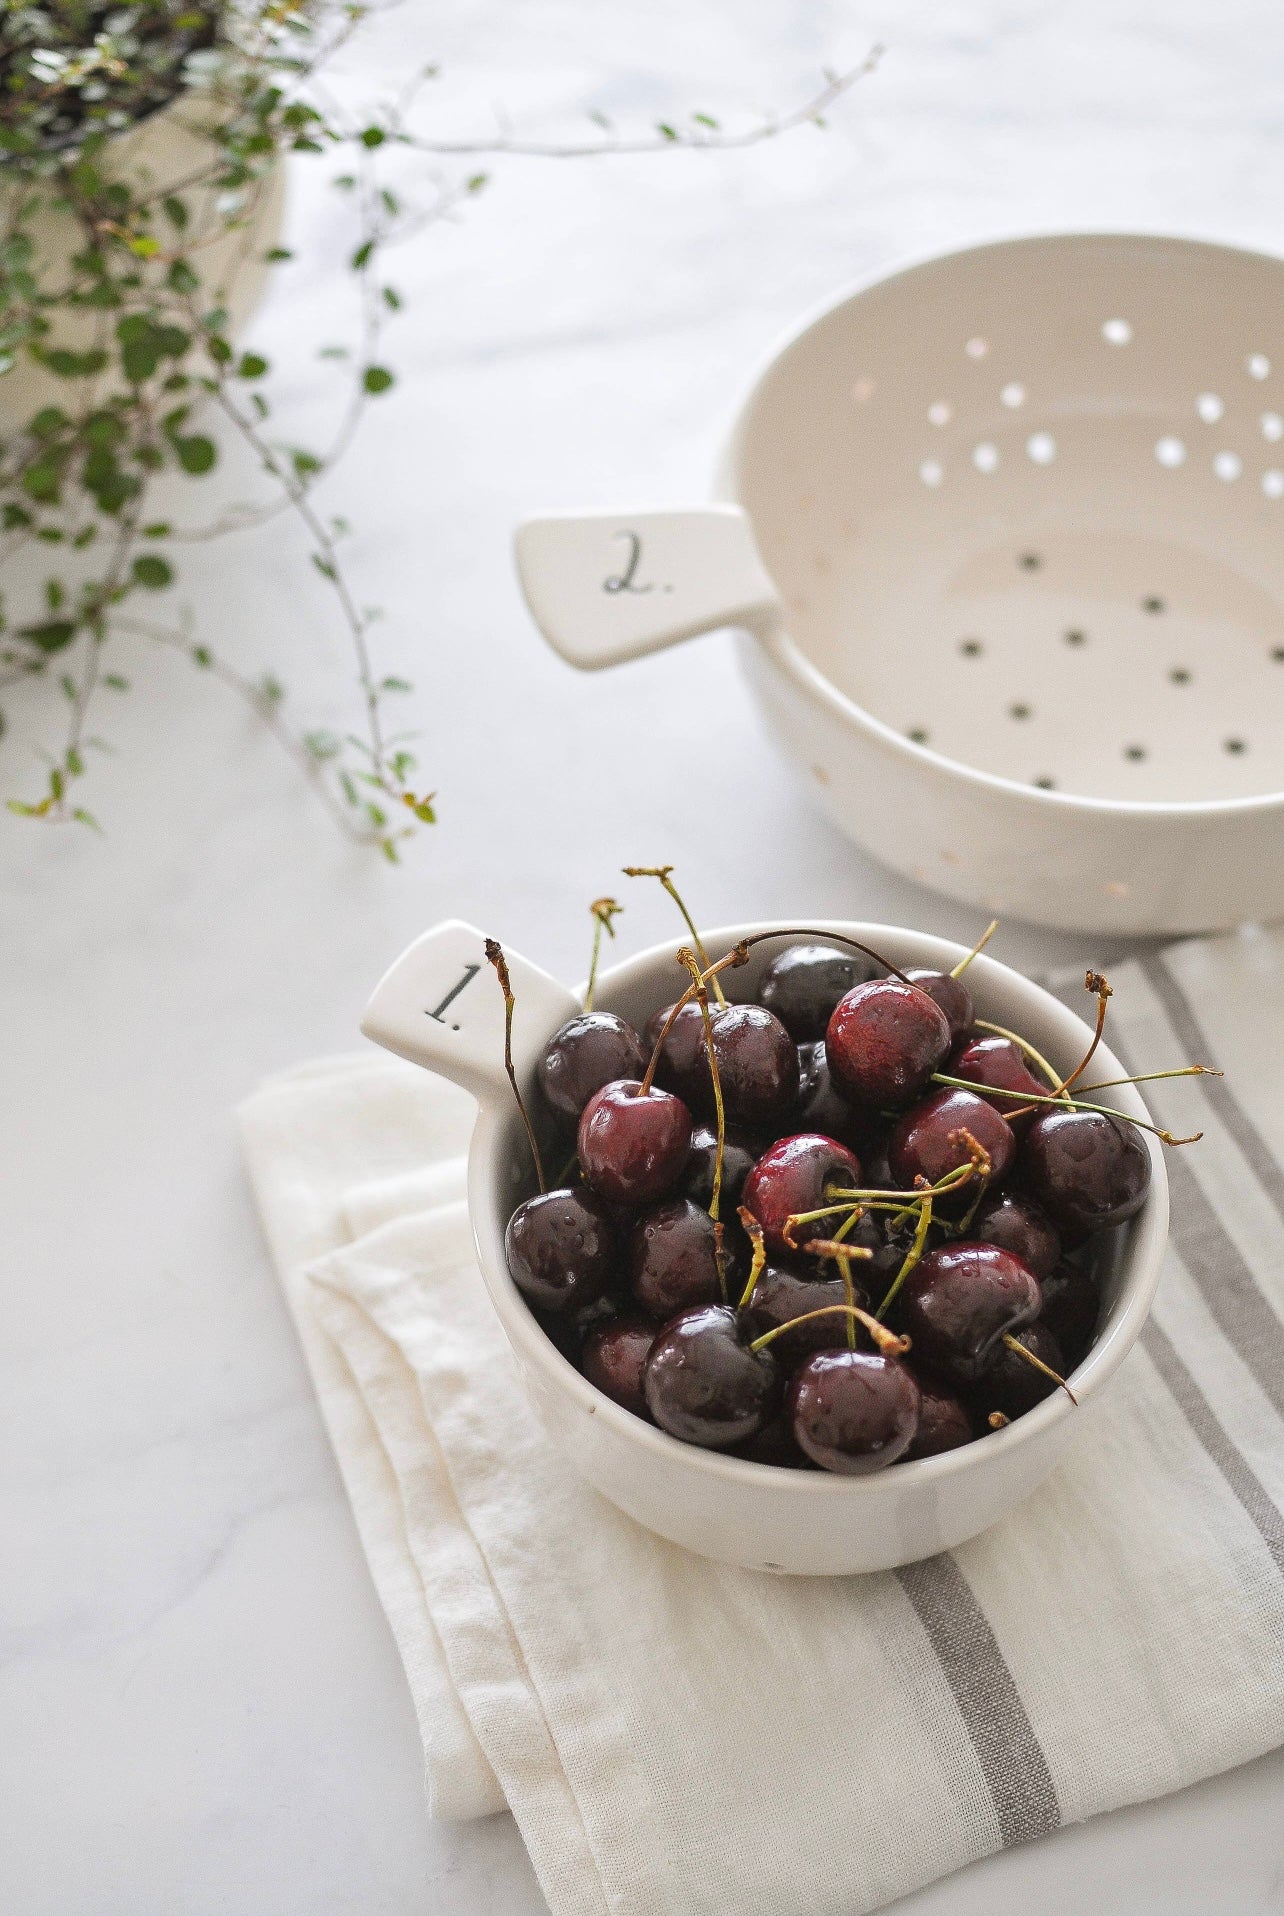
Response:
[[466, 919, 1171, 1498], [715, 227, 1284, 823]]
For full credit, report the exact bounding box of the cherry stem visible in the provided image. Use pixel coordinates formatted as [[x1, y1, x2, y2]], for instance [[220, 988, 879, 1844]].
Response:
[[929, 1072, 1201, 1145], [876, 1190, 933, 1321], [1077, 1064, 1221, 1093], [484, 938, 546, 1194], [950, 918, 999, 978], [806, 1237, 875, 1350], [748, 1302, 908, 1358], [1001, 1332, 1078, 1404], [988, 1410, 1011, 1430], [971, 1018, 1067, 1092], [623, 865, 727, 1004], [737, 1205, 768, 1309], [719, 927, 914, 987], [636, 945, 748, 1096], [584, 896, 622, 1013], [1054, 970, 1112, 1096], [678, 946, 725, 1225], [552, 1146, 579, 1188]]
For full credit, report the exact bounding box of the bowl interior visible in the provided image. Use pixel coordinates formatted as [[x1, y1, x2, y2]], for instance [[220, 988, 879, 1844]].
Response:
[[728, 234, 1284, 806], [472, 923, 1168, 1489]]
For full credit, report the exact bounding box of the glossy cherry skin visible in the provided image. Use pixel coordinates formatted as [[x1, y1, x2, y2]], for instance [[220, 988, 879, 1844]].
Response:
[[948, 1033, 1047, 1121], [904, 967, 974, 1041], [970, 1190, 1061, 1281], [1019, 1107, 1151, 1234], [826, 978, 952, 1108], [582, 1314, 656, 1419], [745, 1263, 867, 1371], [1039, 1257, 1100, 1365], [975, 1321, 1067, 1418], [627, 1197, 724, 1321], [759, 943, 876, 1042], [505, 1188, 616, 1313], [899, 1241, 1042, 1385], [643, 1304, 779, 1449], [537, 1011, 647, 1121], [903, 1370, 975, 1459], [577, 1079, 692, 1206], [789, 1349, 921, 1474], [646, 1000, 715, 1104], [741, 1132, 861, 1261], [887, 1085, 1015, 1196], [710, 1003, 799, 1126], [681, 1124, 762, 1212]]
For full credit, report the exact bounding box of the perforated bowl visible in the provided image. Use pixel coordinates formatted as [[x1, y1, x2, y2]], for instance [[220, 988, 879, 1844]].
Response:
[[516, 233, 1284, 934]]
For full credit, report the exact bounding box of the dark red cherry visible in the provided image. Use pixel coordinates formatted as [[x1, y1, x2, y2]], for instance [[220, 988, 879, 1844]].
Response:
[[643, 1304, 779, 1448], [788, 1348, 921, 1473], [1039, 1257, 1100, 1365], [745, 1263, 868, 1371], [903, 1372, 974, 1459], [645, 1000, 713, 1102], [1019, 1107, 1151, 1234], [970, 1190, 1061, 1281], [505, 1188, 616, 1313], [681, 1124, 762, 1212], [710, 1003, 799, 1126], [582, 1314, 656, 1419], [741, 1132, 861, 1261], [826, 978, 952, 1107], [887, 1085, 1015, 1196], [537, 1011, 647, 1121], [899, 1241, 1041, 1384], [949, 1033, 1047, 1121], [578, 1079, 692, 1206], [904, 967, 974, 1041], [627, 1197, 724, 1320], [730, 1409, 813, 1468], [794, 1041, 871, 1152], [759, 943, 877, 1041], [976, 1321, 1066, 1418]]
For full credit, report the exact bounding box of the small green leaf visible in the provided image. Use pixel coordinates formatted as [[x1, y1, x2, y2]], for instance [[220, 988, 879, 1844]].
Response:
[[128, 234, 161, 259], [175, 435, 216, 475], [656, 122, 679, 141], [71, 807, 102, 833], [104, 673, 130, 691], [265, 246, 293, 262], [131, 554, 173, 589], [192, 645, 213, 668], [381, 286, 401, 310], [362, 365, 394, 395], [142, 522, 173, 538], [351, 239, 375, 271], [360, 125, 386, 148], [237, 353, 268, 379], [163, 195, 189, 230]]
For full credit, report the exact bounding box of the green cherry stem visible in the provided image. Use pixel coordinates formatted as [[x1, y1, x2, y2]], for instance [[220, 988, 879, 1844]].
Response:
[[749, 1302, 908, 1358], [971, 1018, 1067, 1092], [1076, 1064, 1221, 1093], [484, 937, 546, 1194], [950, 918, 999, 978], [737, 1206, 768, 1309], [876, 1191, 933, 1321], [929, 1072, 1201, 1146], [623, 865, 728, 1005], [584, 895, 622, 1012], [678, 946, 726, 1224], [806, 1237, 874, 1350]]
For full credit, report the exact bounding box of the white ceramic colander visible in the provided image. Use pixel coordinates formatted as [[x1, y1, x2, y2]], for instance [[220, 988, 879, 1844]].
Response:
[[516, 233, 1284, 935]]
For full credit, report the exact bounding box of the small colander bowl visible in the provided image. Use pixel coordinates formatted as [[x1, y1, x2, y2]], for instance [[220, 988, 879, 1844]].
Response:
[[516, 233, 1284, 934]]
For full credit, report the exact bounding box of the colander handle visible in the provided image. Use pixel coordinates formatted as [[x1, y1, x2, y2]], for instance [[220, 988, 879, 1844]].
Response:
[[514, 505, 781, 670], [360, 918, 579, 1107]]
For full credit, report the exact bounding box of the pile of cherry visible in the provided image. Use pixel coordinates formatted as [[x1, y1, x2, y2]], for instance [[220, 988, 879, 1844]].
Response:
[[501, 924, 1191, 1475]]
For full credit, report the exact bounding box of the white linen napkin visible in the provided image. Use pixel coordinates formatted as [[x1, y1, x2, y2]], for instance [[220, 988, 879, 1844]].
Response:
[[239, 928, 1284, 1916]]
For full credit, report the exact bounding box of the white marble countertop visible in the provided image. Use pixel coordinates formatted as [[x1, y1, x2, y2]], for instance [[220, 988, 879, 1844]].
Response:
[[4, 1, 1284, 1909]]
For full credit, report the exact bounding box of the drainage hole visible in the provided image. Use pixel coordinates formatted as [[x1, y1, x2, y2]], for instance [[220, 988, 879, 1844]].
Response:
[[1033, 776, 1056, 789], [1142, 596, 1166, 614], [1017, 552, 1042, 570], [1169, 667, 1192, 684], [1064, 629, 1087, 646], [959, 638, 984, 657], [1124, 744, 1148, 761], [1224, 737, 1248, 754], [1009, 702, 1033, 720], [1272, 647, 1284, 662], [907, 727, 930, 744]]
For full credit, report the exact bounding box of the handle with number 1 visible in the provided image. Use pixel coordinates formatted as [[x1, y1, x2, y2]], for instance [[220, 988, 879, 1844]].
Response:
[[361, 919, 580, 1105]]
